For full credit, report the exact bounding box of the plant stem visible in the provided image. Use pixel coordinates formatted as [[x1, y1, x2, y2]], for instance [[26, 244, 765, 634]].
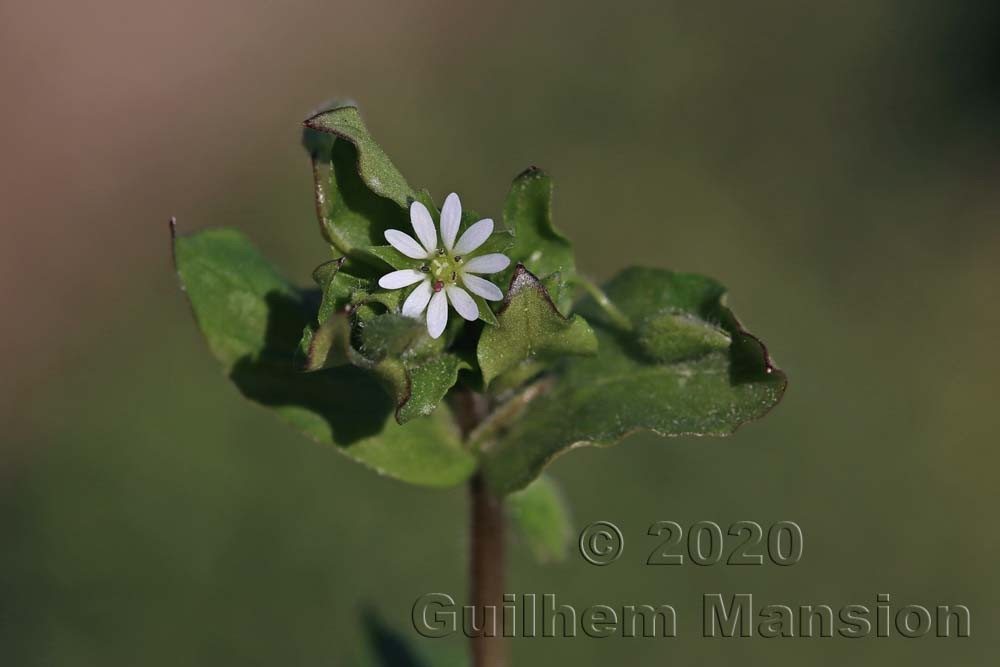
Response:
[[571, 275, 633, 331], [454, 387, 507, 667], [467, 378, 552, 452], [469, 472, 507, 667]]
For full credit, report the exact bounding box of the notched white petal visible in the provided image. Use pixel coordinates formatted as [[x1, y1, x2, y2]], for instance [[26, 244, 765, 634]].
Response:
[[462, 273, 504, 301], [409, 201, 438, 253], [453, 218, 494, 255], [426, 290, 449, 339], [440, 192, 462, 251], [401, 279, 433, 317], [462, 253, 510, 275], [378, 269, 426, 290], [385, 229, 430, 259], [446, 285, 479, 321]]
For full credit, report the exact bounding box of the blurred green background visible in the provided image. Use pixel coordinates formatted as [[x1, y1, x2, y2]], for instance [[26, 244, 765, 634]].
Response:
[[2, 1, 997, 664]]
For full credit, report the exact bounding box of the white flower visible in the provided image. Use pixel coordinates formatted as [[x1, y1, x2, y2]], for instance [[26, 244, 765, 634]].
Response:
[[377, 193, 510, 339]]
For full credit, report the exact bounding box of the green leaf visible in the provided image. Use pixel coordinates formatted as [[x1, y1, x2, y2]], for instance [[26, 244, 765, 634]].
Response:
[[359, 608, 467, 667], [501, 167, 575, 310], [372, 353, 470, 425], [302, 103, 413, 266], [311, 258, 365, 317], [474, 293, 499, 327], [480, 266, 787, 494], [506, 474, 572, 563], [298, 257, 376, 372], [358, 313, 436, 360], [367, 244, 422, 271], [303, 103, 415, 208], [477, 265, 598, 388], [360, 609, 431, 667], [472, 228, 516, 257], [356, 312, 469, 424], [637, 311, 731, 362], [301, 280, 466, 424], [299, 312, 354, 371], [173, 225, 474, 487]]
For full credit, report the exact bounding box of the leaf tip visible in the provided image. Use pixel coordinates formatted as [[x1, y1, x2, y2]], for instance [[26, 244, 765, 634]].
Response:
[[500, 264, 565, 320], [302, 98, 359, 127], [514, 165, 547, 181], [168, 216, 179, 265]]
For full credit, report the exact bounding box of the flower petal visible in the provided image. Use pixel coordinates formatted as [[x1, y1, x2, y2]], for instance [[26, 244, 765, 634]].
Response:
[[426, 290, 449, 339], [401, 279, 433, 317], [385, 229, 430, 259], [409, 201, 438, 254], [440, 193, 462, 251], [446, 285, 479, 321], [378, 269, 426, 290], [462, 253, 510, 275], [452, 218, 494, 255], [461, 273, 504, 301]]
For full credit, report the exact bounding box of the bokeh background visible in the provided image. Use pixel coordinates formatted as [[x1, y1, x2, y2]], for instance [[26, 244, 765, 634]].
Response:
[[2, 1, 998, 664]]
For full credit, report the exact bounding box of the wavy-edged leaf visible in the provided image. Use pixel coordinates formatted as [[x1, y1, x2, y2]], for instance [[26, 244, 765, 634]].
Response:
[[300, 273, 465, 423], [359, 312, 436, 360], [636, 311, 731, 363], [506, 474, 572, 563], [372, 353, 470, 425], [298, 257, 369, 371], [481, 266, 787, 494], [299, 311, 354, 371], [311, 258, 369, 318], [302, 104, 413, 267], [501, 167, 574, 310], [173, 225, 474, 487], [477, 265, 597, 388], [356, 312, 468, 424], [303, 103, 415, 208]]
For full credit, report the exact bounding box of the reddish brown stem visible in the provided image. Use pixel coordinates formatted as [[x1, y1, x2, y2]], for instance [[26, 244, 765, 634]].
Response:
[[469, 472, 506, 667]]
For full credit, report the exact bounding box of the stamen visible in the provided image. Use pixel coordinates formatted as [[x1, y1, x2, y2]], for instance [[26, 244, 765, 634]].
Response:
[[433, 280, 444, 292], [437, 248, 445, 256], [420, 265, 430, 273], [451, 271, 457, 281], [454, 255, 463, 262]]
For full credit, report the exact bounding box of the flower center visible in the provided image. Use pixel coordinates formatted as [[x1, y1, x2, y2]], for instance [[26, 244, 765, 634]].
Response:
[[424, 253, 463, 287]]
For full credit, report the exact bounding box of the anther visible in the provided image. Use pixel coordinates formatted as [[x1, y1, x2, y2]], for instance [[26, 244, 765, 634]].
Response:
[[420, 265, 430, 273], [433, 280, 444, 292]]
